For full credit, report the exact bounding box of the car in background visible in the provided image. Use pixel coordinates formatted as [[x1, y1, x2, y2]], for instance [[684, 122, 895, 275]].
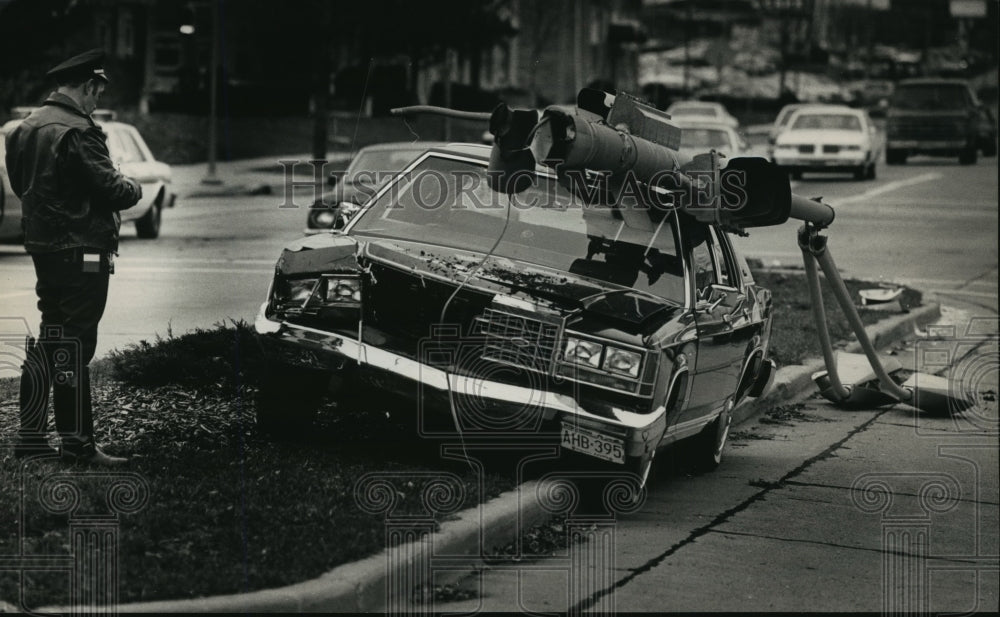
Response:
[[848, 80, 895, 117], [769, 103, 814, 145], [772, 105, 880, 180], [885, 78, 988, 165], [672, 119, 749, 162], [1, 109, 176, 242], [307, 141, 445, 232], [255, 143, 777, 485], [740, 124, 775, 160], [665, 101, 739, 128]]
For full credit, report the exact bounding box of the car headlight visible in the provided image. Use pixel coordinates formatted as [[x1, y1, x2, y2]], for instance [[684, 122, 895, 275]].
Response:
[[324, 275, 362, 304], [278, 277, 319, 306], [603, 347, 642, 378], [563, 337, 603, 368]]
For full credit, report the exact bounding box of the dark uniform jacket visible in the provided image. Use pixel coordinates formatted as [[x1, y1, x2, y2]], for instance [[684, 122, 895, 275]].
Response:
[[4, 92, 141, 253]]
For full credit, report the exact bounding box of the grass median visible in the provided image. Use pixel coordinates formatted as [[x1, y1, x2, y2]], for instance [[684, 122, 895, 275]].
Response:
[[0, 270, 921, 604]]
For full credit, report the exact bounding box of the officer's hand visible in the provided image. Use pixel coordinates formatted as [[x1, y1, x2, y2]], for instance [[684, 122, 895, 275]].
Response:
[[126, 177, 143, 200]]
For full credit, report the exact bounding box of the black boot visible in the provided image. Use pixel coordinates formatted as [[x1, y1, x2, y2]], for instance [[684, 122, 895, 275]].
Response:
[[14, 337, 57, 459], [54, 365, 127, 466]]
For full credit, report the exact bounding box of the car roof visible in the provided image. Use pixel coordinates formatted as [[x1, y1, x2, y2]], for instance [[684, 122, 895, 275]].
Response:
[[789, 105, 862, 116], [669, 101, 721, 108], [672, 119, 737, 133], [422, 143, 492, 161], [356, 141, 448, 153]]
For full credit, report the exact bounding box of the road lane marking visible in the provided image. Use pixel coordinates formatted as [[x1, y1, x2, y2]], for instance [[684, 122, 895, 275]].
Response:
[[0, 290, 34, 300], [834, 172, 943, 206]]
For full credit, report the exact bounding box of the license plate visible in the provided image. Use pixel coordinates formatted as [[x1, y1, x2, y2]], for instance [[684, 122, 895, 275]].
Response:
[[561, 424, 625, 464]]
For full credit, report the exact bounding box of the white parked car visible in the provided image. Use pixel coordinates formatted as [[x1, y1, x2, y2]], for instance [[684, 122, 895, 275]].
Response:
[[672, 119, 750, 163], [665, 101, 739, 128], [771, 106, 880, 180], [1, 109, 176, 242]]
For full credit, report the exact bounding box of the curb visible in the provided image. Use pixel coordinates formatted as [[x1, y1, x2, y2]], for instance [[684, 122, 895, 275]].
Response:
[[180, 182, 273, 199], [39, 302, 941, 613], [732, 301, 942, 425], [43, 481, 551, 613]]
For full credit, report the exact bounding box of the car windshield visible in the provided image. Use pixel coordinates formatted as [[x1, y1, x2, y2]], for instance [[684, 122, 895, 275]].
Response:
[[346, 148, 427, 184], [790, 113, 862, 131], [775, 106, 804, 128], [680, 128, 732, 150], [351, 155, 687, 303], [891, 84, 970, 110]]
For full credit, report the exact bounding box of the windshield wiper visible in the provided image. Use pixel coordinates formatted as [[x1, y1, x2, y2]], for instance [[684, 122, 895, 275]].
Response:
[[578, 288, 676, 316]]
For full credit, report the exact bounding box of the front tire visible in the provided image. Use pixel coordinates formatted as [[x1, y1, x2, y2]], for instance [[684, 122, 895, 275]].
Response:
[[135, 200, 162, 239], [689, 402, 732, 473], [255, 361, 332, 435]]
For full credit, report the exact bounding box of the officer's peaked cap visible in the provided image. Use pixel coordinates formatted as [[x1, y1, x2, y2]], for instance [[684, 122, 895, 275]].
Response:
[[46, 49, 109, 84]]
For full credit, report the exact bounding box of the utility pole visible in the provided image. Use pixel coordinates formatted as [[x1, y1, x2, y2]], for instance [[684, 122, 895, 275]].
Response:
[[202, 0, 221, 185], [311, 1, 332, 161], [683, 1, 692, 96]]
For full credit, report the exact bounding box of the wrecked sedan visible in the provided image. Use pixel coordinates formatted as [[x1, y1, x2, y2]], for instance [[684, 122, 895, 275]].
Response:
[[254, 143, 775, 481]]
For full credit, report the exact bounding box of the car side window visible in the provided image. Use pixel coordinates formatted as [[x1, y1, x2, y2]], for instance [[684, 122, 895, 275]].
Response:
[[708, 227, 732, 287], [691, 238, 715, 298]]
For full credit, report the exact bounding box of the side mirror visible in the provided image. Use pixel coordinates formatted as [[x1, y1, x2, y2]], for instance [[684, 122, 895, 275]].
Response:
[[332, 202, 362, 230]]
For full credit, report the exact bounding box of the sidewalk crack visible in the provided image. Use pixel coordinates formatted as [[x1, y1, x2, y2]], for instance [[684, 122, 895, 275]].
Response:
[[572, 408, 891, 612]]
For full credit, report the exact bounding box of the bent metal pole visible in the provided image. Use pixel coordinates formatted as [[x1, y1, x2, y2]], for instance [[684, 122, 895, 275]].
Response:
[[801, 225, 915, 404]]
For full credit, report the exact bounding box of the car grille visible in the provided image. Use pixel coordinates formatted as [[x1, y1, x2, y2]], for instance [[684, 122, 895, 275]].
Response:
[[890, 118, 965, 140], [822, 145, 841, 154], [798, 145, 815, 154], [474, 308, 560, 373]]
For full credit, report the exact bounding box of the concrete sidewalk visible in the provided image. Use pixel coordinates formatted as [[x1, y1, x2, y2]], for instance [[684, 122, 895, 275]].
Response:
[[172, 152, 352, 199]]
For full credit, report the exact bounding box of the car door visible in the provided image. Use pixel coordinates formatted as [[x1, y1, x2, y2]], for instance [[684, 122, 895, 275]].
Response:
[[681, 225, 757, 427]]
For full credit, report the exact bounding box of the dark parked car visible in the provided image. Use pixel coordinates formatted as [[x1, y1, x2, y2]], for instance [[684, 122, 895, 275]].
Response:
[[306, 141, 445, 232], [256, 144, 776, 484], [885, 78, 993, 165]]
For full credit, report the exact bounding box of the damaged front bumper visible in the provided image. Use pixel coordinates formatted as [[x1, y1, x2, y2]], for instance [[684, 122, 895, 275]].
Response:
[[254, 303, 667, 462]]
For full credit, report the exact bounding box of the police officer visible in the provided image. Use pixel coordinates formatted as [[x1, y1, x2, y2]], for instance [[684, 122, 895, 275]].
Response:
[[5, 49, 142, 465]]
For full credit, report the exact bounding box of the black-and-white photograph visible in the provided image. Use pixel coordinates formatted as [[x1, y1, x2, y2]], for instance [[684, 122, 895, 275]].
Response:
[[0, 0, 996, 613]]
